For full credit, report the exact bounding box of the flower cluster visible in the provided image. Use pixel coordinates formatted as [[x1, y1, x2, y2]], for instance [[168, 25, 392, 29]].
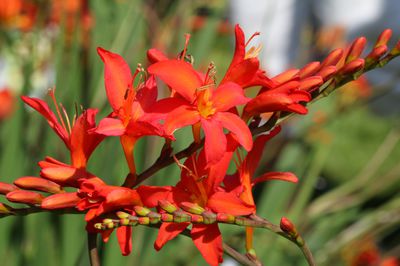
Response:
[[0, 25, 399, 266]]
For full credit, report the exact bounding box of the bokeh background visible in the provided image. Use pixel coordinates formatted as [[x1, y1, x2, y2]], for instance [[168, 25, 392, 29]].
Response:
[[0, 0, 399, 265]]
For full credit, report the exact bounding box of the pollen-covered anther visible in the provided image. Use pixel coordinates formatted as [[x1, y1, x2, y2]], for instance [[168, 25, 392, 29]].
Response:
[[158, 200, 178, 213], [202, 211, 217, 224], [179, 202, 205, 215]]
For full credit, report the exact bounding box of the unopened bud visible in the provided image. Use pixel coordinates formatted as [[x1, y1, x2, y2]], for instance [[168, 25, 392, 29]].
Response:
[[120, 218, 130, 226], [148, 212, 161, 224], [138, 217, 150, 225], [340, 58, 365, 75], [346, 37, 367, 63], [14, 176, 62, 193], [299, 76, 323, 91], [317, 66, 337, 81], [280, 217, 297, 236], [94, 223, 104, 230], [116, 211, 130, 219], [299, 61, 320, 79], [134, 206, 151, 216], [158, 200, 177, 213], [0, 182, 18, 195], [190, 214, 203, 223], [179, 202, 205, 215], [41, 192, 80, 209], [366, 45, 388, 64], [217, 213, 235, 223], [173, 210, 191, 223], [6, 190, 44, 205], [202, 211, 217, 224], [321, 48, 343, 67], [161, 213, 173, 222], [272, 69, 299, 84], [375, 29, 392, 47]]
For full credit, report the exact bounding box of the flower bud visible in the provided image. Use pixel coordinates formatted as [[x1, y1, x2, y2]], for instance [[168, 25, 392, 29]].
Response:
[[148, 212, 161, 224], [374, 29, 392, 47], [321, 48, 343, 67], [133, 206, 151, 216], [317, 66, 337, 81], [340, 58, 365, 75], [202, 211, 217, 224], [190, 214, 203, 223], [173, 210, 191, 223], [217, 213, 236, 223], [116, 211, 130, 219], [0, 182, 18, 195], [299, 76, 323, 91], [280, 217, 297, 237], [299, 61, 320, 79], [41, 192, 80, 209], [179, 202, 205, 215], [14, 176, 62, 194], [366, 45, 388, 63], [346, 37, 367, 63], [158, 200, 177, 213], [138, 217, 150, 225], [6, 190, 44, 205], [272, 69, 299, 84], [161, 213, 173, 222]]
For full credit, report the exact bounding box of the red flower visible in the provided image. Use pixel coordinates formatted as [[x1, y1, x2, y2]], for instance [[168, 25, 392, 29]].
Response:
[[148, 59, 252, 165], [220, 24, 275, 89], [138, 149, 253, 266], [96, 47, 170, 175], [243, 81, 311, 120], [0, 89, 15, 120], [22, 93, 104, 169], [76, 177, 142, 256]]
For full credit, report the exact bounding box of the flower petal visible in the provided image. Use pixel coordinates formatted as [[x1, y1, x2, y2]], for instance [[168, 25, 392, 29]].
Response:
[[97, 47, 132, 111], [208, 191, 255, 216], [117, 226, 132, 256], [148, 59, 203, 102], [95, 117, 126, 136], [21, 96, 69, 146], [212, 82, 249, 111], [252, 171, 298, 186], [164, 105, 200, 135], [215, 112, 252, 151], [201, 118, 226, 165], [137, 186, 173, 208], [154, 222, 189, 251], [191, 224, 223, 266]]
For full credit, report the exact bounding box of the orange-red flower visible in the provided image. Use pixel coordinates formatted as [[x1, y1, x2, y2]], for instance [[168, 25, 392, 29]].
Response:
[[220, 24, 275, 89], [22, 92, 105, 186], [138, 148, 253, 266], [149, 59, 253, 165], [77, 177, 142, 256], [96, 47, 170, 175]]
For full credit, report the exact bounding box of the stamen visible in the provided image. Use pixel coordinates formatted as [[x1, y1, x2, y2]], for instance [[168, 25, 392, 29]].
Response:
[[60, 103, 72, 134], [173, 155, 195, 178], [48, 88, 68, 133], [245, 32, 260, 47], [204, 62, 216, 85], [181, 33, 191, 61]]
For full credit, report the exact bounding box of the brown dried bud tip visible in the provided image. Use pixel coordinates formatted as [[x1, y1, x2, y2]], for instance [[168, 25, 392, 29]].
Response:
[[179, 202, 205, 215], [280, 217, 297, 236], [158, 200, 177, 213]]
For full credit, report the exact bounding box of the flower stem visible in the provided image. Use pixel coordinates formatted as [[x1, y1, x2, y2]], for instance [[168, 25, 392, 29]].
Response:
[[88, 233, 101, 266]]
